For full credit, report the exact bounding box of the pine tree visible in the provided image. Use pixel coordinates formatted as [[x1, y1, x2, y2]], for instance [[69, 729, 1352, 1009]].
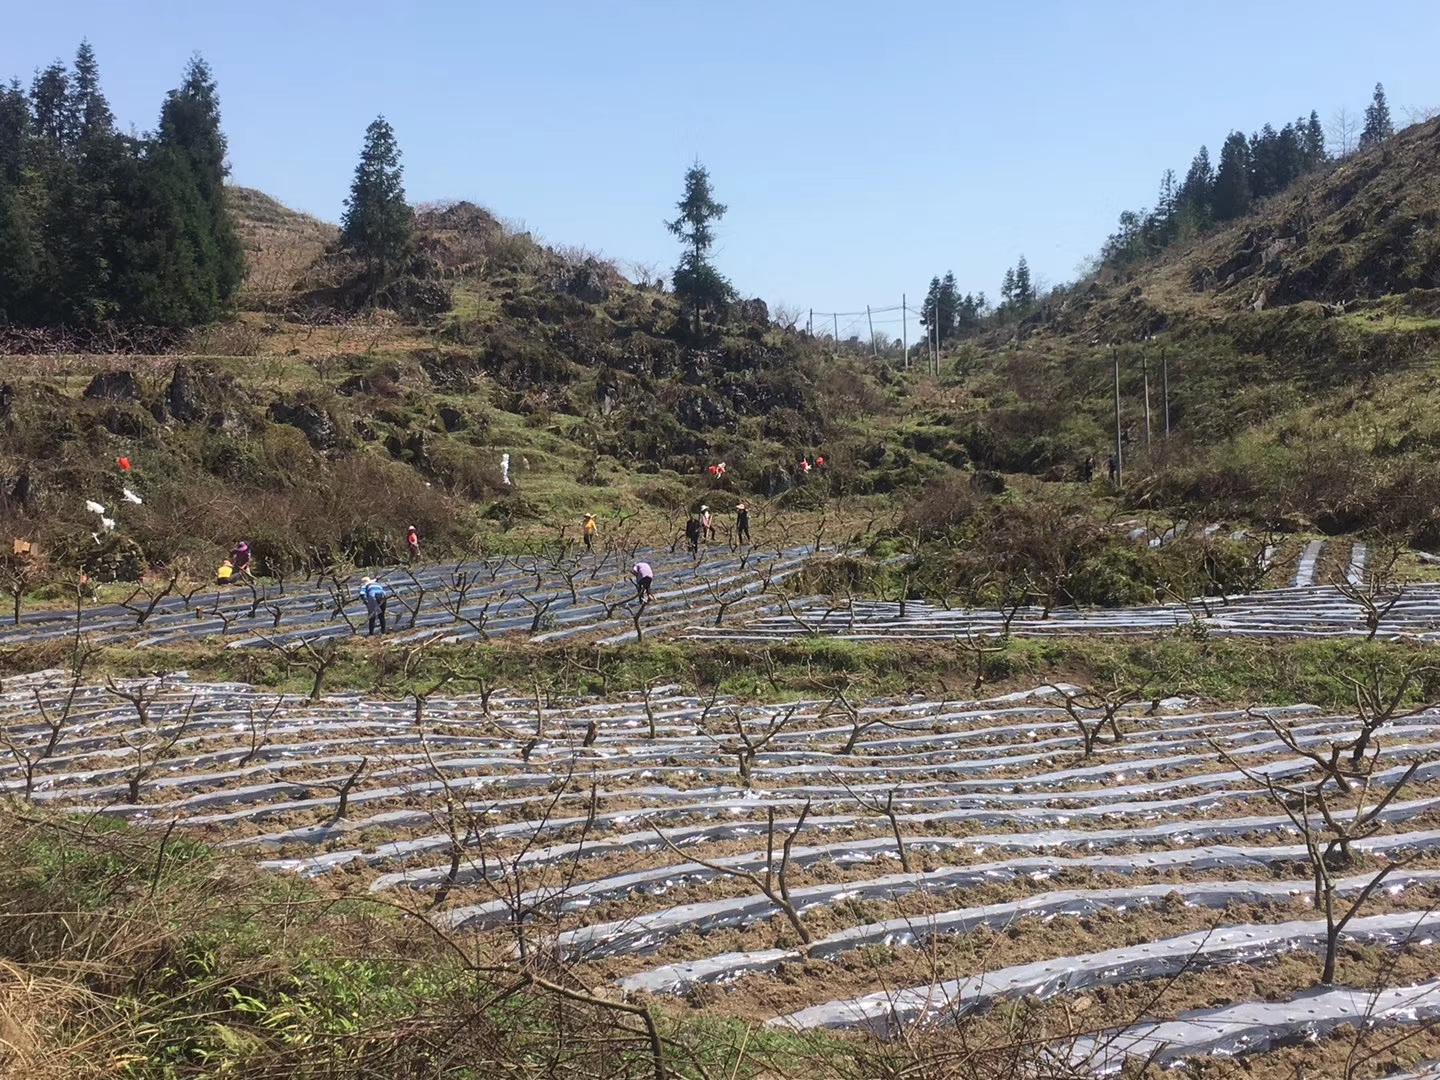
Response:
[[71, 40, 113, 142], [1212, 131, 1252, 221], [156, 55, 243, 306], [340, 115, 413, 290], [29, 61, 74, 147], [937, 271, 959, 342], [665, 160, 732, 335], [0, 80, 28, 186], [1000, 267, 1016, 307], [920, 275, 941, 337], [1013, 256, 1033, 307], [1304, 111, 1327, 168], [1360, 83, 1394, 149], [1179, 146, 1214, 228], [1151, 169, 1179, 246]]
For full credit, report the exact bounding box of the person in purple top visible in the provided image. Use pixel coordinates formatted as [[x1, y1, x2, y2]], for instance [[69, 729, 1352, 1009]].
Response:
[[231, 540, 251, 575], [633, 561, 654, 604]]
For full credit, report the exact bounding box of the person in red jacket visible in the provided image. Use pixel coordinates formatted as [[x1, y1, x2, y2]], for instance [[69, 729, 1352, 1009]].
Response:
[[406, 525, 420, 562]]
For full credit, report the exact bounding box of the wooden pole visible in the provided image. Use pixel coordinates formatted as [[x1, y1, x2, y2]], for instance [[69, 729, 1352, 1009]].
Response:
[[1162, 347, 1170, 437], [867, 305, 876, 357], [1113, 346, 1123, 488], [902, 294, 908, 370], [1142, 349, 1152, 451], [833, 312, 839, 351]]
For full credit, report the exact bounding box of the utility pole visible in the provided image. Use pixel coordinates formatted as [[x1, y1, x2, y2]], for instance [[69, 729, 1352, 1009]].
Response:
[[902, 294, 908, 370], [1112, 345, 1123, 488], [1142, 348, 1152, 451], [808, 308, 813, 338], [867, 305, 876, 357], [833, 312, 839, 352], [1162, 347, 1170, 437]]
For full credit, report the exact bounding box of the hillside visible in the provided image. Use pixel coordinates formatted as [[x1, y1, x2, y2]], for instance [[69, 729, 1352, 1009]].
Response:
[[937, 116, 1440, 545], [229, 186, 338, 306]]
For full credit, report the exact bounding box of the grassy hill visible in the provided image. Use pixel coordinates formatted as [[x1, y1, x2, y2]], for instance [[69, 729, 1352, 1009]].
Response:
[[936, 116, 1440, 544], [3, 122, 1439, 589]]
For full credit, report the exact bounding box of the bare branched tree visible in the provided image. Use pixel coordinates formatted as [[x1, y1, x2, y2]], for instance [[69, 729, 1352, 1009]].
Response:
[[654, 802, 814, 945]]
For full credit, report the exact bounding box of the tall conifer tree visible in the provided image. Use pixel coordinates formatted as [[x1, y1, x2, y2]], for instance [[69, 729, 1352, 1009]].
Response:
[[340, 115, 413, 289]]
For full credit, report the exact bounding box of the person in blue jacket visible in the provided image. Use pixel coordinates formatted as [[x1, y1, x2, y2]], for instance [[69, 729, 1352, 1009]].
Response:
[[360, 576, 388, 636]]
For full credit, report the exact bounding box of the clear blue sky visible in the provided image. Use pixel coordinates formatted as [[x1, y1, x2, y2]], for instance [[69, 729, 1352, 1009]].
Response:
[[6, 1, 1437, 331]]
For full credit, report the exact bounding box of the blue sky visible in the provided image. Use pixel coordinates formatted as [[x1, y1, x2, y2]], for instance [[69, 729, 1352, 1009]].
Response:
[[6, 1, 1437, 329]]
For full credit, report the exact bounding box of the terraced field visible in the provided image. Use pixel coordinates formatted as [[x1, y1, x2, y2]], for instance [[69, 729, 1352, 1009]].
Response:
[[0, 543, 818, 650], [6, 669, 1440, 1073]]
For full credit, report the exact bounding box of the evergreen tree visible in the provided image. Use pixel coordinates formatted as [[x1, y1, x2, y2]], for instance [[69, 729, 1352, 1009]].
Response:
[[1361, 83, 1394, 149], [156, 55, 243, 306], [71, 40, 113, 142], [340, 115, 413, 290], [1303, 111, 1327, 167], [937, 270, 959, 341], [1212, 131, 1252, 221], [1248, 125, 1278, 199], [1013, 256, 1033, 307], [55, 43, 124, 324], [1178, 145, 1213, 227], [665, 160, 732, 334], [29, 61, 74, 147], [1149, 169, 1179, 247], [0, 80, 29, 186], [920, 275, 941, 338], [1000, 267, 1016, 307]]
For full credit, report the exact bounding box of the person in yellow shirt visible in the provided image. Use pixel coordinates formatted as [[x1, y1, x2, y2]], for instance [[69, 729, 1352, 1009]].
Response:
[[216, 559, 234, 585], [582, 513, 597, 552]]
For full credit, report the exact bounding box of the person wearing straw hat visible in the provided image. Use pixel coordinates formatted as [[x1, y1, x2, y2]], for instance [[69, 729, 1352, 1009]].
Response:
[[582, 513, 597, 552], [735, 501, 750, 545], [405, 525, 420, 562], [700, 504, 714, 541], [360, 576, 388, 636]]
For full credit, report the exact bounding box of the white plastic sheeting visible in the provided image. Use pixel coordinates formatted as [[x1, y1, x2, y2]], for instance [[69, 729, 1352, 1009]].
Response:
[[1070, 979, 1440, 1073], [620, 868, 1440, 994], [770, 911, 1440, 1032]]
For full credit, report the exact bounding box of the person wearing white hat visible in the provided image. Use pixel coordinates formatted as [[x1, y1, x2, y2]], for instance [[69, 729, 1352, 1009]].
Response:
[[735, 501, 750, 545], [582, 513, 597, 552], [700, 504, 713, 541]]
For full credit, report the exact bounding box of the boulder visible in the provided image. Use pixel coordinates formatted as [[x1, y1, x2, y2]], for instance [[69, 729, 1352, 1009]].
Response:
[[166, 363, 204, 422], [83, 370, 141, 402], [562, 259, 612, 304], [267, 401, 338, 451]]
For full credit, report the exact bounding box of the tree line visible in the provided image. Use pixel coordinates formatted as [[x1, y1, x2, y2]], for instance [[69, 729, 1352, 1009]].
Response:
[[0, 42, 243, 328], [913, 83, 1400, 348], [1099, 83, 1395, 271]]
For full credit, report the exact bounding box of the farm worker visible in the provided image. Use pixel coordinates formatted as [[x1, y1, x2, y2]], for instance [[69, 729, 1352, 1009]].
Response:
[[816, 456, 825, 468], [360, 577, 388, 636], [1081, 455, 1095, 483], [735, 502, 750, 544], [116, 456, 131, 471], [684, 516, 701, 556], [633, 561, 654, 604], [582, 513, 597, 552], [798, 458, 811, 475], [406, 525, 420, 562], [1107, 455, 1119, 483], [215, 559, 234, 585], [231, 541, 251, 573], [700, 505, 714, 540]]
